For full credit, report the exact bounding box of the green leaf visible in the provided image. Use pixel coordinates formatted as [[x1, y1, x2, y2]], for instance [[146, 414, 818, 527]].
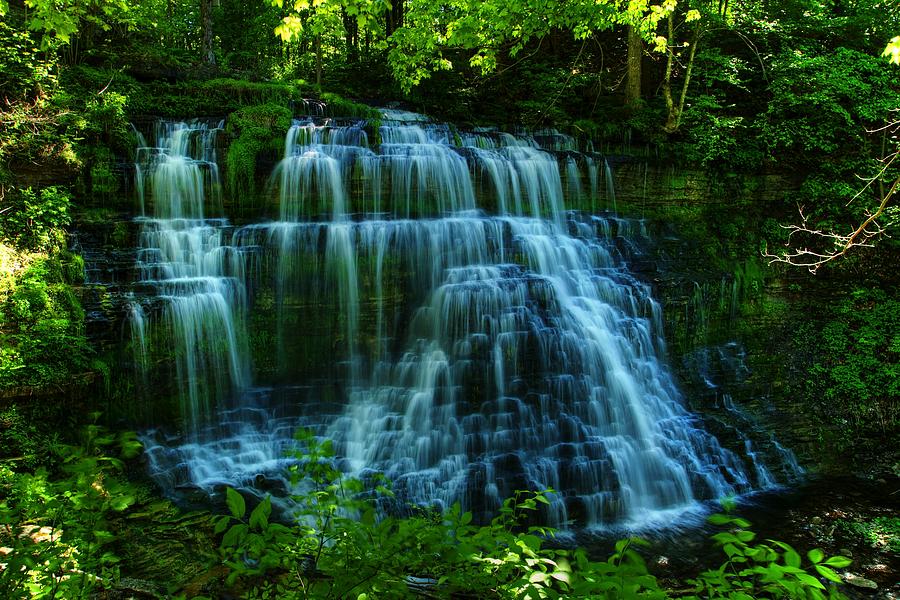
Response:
[[708, 513, 733, 525], [736, 530, 756, 543], [784, 549, 801, 568], [822, 555, 852, 568], [249, 496, 271, 530], [213, 515, 231, 535], [226, 487, 246, 519], [111, 494, 134, 511], [807, 548, 824, 564], [796, 573, 825, 589], [221, 523, 249, 548], [814, 565, 842, 583]]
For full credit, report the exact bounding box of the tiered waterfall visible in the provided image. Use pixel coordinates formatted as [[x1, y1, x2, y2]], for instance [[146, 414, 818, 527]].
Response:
[[132, 112, 798, 529]]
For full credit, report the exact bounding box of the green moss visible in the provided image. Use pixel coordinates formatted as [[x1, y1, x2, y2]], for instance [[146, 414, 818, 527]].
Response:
[[320, 92, 381, 120], [836, 516, 900, 553], [225, 103, 293, 201]]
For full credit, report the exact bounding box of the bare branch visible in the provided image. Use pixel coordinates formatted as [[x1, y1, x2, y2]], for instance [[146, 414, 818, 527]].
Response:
[[764, 169, 899, 273]]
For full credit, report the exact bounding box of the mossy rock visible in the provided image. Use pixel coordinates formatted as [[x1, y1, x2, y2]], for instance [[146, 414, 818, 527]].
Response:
[[225, 103, 294, 203]]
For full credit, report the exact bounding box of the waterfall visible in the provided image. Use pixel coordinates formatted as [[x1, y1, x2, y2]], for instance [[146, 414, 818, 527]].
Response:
[[131, 111, 797, 529], [133, 120, 250, 434]]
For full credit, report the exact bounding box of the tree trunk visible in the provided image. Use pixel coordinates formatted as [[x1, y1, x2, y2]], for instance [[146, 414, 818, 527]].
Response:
[[625, 25, 643, 106], [200, 0, 215, 65], [674, 24, 701, 129], [387, 0, 405, 36], [343, 8, 359, 62], [663, 15, 701, 133], [315, 34, 322, 86], [661, 14, 676, 130]]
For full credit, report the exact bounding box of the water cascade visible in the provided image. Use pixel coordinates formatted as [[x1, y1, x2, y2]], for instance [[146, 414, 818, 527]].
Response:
[[132, 121, 250, 433], [133, 112, 798, 528]]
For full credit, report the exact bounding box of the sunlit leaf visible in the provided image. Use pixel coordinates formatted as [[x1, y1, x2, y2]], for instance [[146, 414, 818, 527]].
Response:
[[883, 37, 900, 65]]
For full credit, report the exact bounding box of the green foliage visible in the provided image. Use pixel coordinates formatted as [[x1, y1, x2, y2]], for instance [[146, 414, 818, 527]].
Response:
[[0, 22, 58, 100], [226, 103, 293, 200], [0, 187, 72, 251], [835, 516, 900, 553], [0, 406, 56, 469], [22, 0, 133, 50], [385, 0, 672, 93], [215, 429, 667, 599], [0, 420, 142, 598], [320, 92, 381, 119], [687, 510, 850, 599], [760, 48, 897, 163], [682, 95, 763, 172], [793, 287, 900, 455], [0, 252, 93, 391]]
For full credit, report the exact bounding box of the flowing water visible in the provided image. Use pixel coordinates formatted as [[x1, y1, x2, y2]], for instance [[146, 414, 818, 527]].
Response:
[[133, 112, 801, 529]]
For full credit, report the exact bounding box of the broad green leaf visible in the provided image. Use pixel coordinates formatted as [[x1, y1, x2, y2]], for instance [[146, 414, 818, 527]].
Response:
[[814, 565, 842, 583], [807, 548, 824, 564], [226, 487, 246, 519], [822, 555, 852, 568], [249, 496, 271, 530], [213, 515, 231, 535], [708, 513, 733, 525], [796, 573, 826, 589], [222, 523, 249, 548]]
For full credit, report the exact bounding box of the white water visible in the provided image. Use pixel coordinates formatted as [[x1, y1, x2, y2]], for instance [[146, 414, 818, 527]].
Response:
[[134, 111, 799, 528], [131, 121, 250, 436]]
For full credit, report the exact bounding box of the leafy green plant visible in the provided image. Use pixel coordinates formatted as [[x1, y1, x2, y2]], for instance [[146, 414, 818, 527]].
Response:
[[687, 508, 851, 599], [0, 21, 58, 100], [0, 406, 56, 469], [214, 429, 668, 598], [0, 419, 142, 599], [0, 253, 93, 391], [0, 187, 72, 251], [225, 103, 293, 201]]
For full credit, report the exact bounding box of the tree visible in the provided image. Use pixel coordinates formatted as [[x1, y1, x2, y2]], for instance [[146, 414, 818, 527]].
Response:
[[380, 0, 676, 93], [661, 6, 703, 132], [625, 25, 643, 106], [201, 0, 216, 65], [765, 135, 898, 272], [270, 0, 390, 85], [20, 0, 133, 59], [765, 41, 900, 272]]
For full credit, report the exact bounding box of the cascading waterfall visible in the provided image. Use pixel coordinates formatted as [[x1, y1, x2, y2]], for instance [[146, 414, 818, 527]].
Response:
[[132, 121, 250, 435], [133, 110, 800, 528]]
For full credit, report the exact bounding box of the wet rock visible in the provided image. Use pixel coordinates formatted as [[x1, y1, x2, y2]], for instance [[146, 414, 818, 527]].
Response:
[[865, 564, 889, 576], [115, 577, 165, 598], [842, 573, 878, 590], [175, 483, 210, 505], [253, 473, 288, 495], [840, 548, 853, 558]]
